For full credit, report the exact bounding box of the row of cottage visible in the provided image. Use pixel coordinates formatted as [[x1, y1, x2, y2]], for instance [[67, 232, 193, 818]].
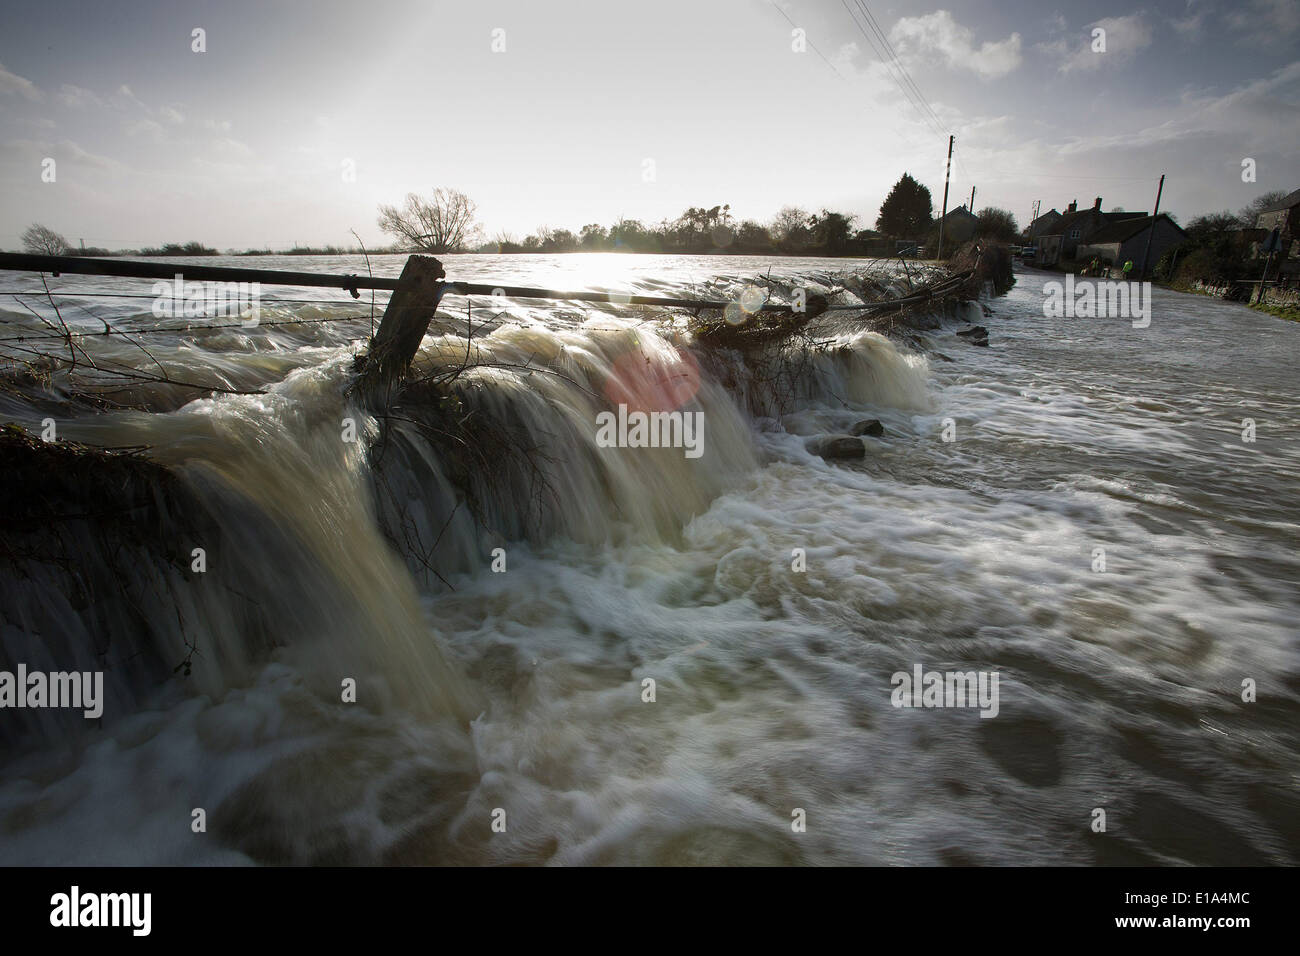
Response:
[[1025, 198, 1187, 269], [935, 188, 1300, 273]]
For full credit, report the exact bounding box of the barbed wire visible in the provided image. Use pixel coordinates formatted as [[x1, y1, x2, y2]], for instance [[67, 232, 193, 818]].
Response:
[[0, 299, 672, 352], [0, 280, 957, 416], [0, 289, 384, 305], [1, 264, 923, 357], [0, 313, 377, 343]]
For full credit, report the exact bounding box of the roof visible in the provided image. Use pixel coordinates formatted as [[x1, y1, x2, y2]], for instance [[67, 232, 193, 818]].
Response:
[[1045, 208, 1144, 237], [1258, 188, 1300, 213], [1054, 211, 1089, 234], [1080, 214, 1186, 245], [941, 205, 979, 222]]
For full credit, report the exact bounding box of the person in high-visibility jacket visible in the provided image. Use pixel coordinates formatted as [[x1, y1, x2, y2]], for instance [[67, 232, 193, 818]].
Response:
[[1122, 259, 1134, 278]]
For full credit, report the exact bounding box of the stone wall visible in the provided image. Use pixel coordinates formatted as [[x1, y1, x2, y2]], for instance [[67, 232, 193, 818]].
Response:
[[1190, 279, 1300, 307]]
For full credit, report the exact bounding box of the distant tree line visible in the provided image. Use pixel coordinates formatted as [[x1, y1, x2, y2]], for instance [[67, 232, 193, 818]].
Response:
[[13, 173, 1026, 261], [373, 176, 1003, 257], [14, 224, 378, 258], [474, 204, 865, 256], [16, 225, 225, 257]]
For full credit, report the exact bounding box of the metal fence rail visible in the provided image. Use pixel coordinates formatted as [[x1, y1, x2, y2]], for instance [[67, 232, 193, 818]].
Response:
[[0, 252, 818, 315]]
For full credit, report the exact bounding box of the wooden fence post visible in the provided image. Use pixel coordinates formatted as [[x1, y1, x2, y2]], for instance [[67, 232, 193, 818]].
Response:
[[354, 255, 446, 401]]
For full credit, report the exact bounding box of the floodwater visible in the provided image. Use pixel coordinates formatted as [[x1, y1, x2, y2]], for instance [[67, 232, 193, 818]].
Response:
[[0, 254, 1296, 865]]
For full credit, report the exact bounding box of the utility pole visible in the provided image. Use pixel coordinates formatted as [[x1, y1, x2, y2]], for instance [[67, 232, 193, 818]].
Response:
[[937, 135, 954, 260], [969, 186, 976, 212], [1137, 173, 1165, 281]]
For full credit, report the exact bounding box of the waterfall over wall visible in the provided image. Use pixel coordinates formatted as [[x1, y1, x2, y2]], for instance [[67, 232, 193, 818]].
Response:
[[0, 306, 935, 754]]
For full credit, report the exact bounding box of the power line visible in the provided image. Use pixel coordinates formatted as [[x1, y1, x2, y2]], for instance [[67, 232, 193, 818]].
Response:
[[852, 0, 948, 136], [769, 1, 846, 80], [844, 0, 948, 138], [1019, 173, 1159, 183], [838, 0, 948, 139], [955, 154, 976, 196], [846, 0, 982, 206], [848, 0, 1007, 213]]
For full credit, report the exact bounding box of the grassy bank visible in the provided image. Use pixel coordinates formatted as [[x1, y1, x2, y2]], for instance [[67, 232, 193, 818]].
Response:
[[1160, 279, 1300, 322], [1248, 301, 1300, 322]]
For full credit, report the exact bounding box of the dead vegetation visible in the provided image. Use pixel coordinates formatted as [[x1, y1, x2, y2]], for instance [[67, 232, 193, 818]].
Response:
[[676, 246, 1012, 417], [366, 374, 564, 588], [948, 240, 1016, 296], [689, 292, 829, 350], [0, 423, 222, 699]]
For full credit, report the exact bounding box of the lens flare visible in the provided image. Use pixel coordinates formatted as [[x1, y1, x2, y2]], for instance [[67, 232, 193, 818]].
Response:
[[603, 345, 702, 412]]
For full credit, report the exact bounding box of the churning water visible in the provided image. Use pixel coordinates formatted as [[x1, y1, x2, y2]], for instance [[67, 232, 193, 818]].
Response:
[[0, 254, 1296, 865]]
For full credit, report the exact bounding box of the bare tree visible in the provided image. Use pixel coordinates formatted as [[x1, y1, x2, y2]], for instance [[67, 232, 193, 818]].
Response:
[[975, 207, 1019, 241], [21, 223, 70, 256], [1238, 191, 1288, 228], [770, 206, 811, 251], [1185, 211, 1240, 242], [377, 189, 479, 253]]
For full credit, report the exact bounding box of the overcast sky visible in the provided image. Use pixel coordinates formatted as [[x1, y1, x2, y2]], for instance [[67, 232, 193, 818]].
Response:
[[1, 0, 1296, 250]]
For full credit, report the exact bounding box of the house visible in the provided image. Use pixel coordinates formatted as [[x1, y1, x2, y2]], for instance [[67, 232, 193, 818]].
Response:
[[1034, 197, 1145, 266], [936, 204, 980, 244], [1076, 214, 1188, 274], [1253, 188, 1300, 258], [1026, 208, 1062, 241]]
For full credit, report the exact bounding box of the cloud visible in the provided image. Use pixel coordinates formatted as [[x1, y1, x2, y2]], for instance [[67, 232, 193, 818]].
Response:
[[888, 11, 1022, 78], [56, 84, 103, 108], [115, 84, 150, 112], [1053, 60, 1300, 156], [1172, 0, 1208, 36], [55, 139, 120, 169], [159, 106, 185, 124], [1058, 15, 1153, 73], [0, 138, 42, 159], [0, 63, 42, 101], [926, 56, 1299, 225], [1180, 58, 1300, 132], [1227, 0, 1300, 46], [0, 138, 120, 169], [830, 40, 908, 92], [210, 137, 254, 158], [1036, 38, 1067, 58], [127, 119, 166, 142]]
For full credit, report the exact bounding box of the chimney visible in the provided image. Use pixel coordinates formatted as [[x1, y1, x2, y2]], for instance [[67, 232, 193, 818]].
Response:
[[1093, 197, 1102, 210], [1068, 199, 1077, 213]]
